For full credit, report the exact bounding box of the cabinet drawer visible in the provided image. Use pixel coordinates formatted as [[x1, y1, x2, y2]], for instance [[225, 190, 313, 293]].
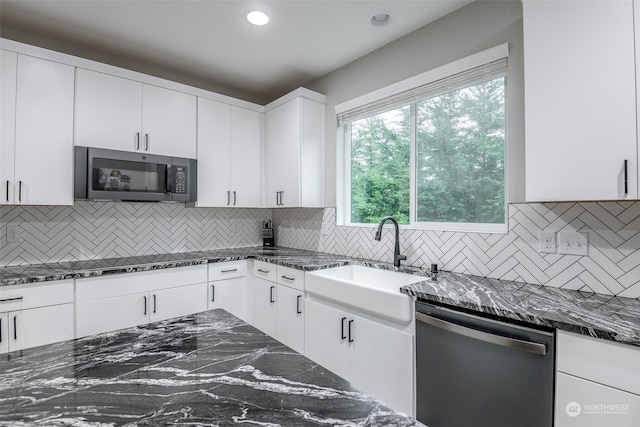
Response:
[[209, 260, 247, 281], [277, 265, 304, 291], [557, 330, 640, 396], [254, 260, 277, 282], [0, 280, 74, 312], [76, 264, 207, 302]]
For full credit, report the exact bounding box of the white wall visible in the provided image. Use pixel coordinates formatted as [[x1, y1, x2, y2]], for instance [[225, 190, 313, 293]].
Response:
[[305, 0, 525, 206]]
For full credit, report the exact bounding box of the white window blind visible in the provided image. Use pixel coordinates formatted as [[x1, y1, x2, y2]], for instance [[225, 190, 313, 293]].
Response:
[[337, 57, 508, 126]]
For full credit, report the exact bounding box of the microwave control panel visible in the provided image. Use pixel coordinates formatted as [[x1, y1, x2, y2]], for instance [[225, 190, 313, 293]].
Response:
[[171, 166, 188, 194]]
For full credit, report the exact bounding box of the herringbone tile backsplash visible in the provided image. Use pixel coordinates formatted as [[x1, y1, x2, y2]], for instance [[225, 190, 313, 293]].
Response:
[[2, 201, 639, 298], [0, 201, 269, 265], [273, 203, 640, 299]]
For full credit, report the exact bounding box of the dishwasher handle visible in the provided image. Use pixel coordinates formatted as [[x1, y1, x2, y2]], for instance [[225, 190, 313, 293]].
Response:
[[416, 311, 547, 356]]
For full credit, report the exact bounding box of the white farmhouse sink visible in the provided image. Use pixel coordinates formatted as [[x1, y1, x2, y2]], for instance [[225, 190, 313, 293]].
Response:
[[305, 265, 424, 324]]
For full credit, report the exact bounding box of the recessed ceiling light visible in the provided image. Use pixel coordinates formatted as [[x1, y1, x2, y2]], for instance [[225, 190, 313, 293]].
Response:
[[370, 11, 392, 26], [247, 10, 269, 26]]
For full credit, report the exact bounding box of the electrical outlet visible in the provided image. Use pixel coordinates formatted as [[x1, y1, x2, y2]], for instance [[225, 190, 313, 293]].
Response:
[[558, 232, 589, 256], [321, 223, 329, 236], [232, 220, 241, 232], [7, 226, 22, 243], [538, 231, 556, 253]]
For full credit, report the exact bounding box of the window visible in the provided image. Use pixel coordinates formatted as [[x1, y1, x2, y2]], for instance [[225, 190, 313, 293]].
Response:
[[338, 48, 507, 232]]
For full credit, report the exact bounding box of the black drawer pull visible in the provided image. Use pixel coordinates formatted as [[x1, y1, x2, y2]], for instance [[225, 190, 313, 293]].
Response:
[[281, 275, 295, 281], [221, 269, 238, 273], [0, 297, 23, 303], [257, 269, 270, 274]]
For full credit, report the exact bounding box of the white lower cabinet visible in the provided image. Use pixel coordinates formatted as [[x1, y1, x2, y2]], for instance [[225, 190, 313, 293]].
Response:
[[252, 276, 278, 337], [0, 280, 74, 354], [76, 265, 207, 338], [304, 297, 413, 416], [556, 330, 640, 427], [252, 260, 305, 353], [208, 261, 249, 322]]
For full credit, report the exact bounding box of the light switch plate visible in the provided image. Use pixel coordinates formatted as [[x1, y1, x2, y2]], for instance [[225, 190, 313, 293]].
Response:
[[538, 231, 556, 253], [558, 232, 589, 256]]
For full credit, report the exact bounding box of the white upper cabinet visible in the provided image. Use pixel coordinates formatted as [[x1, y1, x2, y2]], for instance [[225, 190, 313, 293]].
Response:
[[142, 84, 196, 158], [523, 0, 638, 201], [75, 68, 196, 158], [1, 53, 75, 205], [0, 49, 17, 205], [265, 89, 326, 208], [75, 68, 142, 153], [197, 97, 263, 207]]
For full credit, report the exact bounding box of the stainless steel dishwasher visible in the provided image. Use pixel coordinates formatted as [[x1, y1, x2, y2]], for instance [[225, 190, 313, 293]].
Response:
[[416, 301, 555, 427]]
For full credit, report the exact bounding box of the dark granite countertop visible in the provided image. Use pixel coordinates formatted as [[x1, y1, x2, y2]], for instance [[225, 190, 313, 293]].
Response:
[[2, 246, 639, 348], [0, 309, 422, 426]]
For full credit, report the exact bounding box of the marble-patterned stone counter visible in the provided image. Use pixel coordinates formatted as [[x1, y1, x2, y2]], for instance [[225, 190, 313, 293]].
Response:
[[0, 309, 422, 426], [401, 271, 640, 347], [2, 246, 639, 348], [0, 247, 352, 287]]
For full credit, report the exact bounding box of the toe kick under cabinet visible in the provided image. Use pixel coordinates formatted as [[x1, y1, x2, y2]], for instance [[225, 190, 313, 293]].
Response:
[[75, 265, 208, 338], [0, 280, 74, 354]]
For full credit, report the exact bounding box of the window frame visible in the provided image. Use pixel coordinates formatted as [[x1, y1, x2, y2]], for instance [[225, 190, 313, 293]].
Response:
[[336, 44, 509, 234]]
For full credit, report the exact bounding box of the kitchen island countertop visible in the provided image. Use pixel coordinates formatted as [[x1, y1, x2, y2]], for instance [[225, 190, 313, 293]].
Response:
[[0, 309, 422, 426]]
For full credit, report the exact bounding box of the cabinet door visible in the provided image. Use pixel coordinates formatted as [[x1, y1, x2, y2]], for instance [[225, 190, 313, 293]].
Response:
[[142, 84, 196, 158], [523, 0, 637, 201], [0, 313, 8, 354], [150, 282, 207, 323], [9, 303, 74, 352], [75, 68, 143, 152], [265, 98, 301, 207], [209, 277, 249, 322], [230, 106, 263, 207], [276, 284, 304, 354], [348, 312, 413, 416], [556, 372, 640, 427], [304, 298, 349, 379], [76, 292, 149, 338], [252, 277, 277, 337], [196, 97, 231, 207], [14, 55, 75, 205], [1, 50, 17, 205]]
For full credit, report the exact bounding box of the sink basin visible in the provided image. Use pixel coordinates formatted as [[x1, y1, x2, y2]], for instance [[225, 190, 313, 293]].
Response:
[[305, 265, 424, 324]]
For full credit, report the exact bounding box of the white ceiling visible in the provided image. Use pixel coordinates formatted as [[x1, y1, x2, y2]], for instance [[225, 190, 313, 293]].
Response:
[[0, 0, 471, 104]]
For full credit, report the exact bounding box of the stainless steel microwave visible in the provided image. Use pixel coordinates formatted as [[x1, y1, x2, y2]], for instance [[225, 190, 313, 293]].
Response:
[[74, 146, 197, 202]]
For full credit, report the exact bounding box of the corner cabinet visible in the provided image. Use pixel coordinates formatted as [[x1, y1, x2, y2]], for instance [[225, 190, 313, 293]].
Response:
[[264, 88, 326, 208], [523, 0, 638, 201], [75, 68, 196, 158], [196, 97, 263, 207], [1, 51, 75, 205], [555, 331, 640, 426], [0, 280, 74, 354]]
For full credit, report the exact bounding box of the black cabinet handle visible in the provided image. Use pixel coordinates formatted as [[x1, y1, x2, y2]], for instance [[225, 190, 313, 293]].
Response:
[[5, 180, 8, 202], [153, 294, 157, 314], [211, 285, 215, 302], [0, 297, 23, 303], [233, 191, 237, 206], [623, 159, 629, 196], [227, 191, 231, 206], [221, 269, 238, 273], [144, 296, 147, 315], [18, 181, 22, 202], [136, 132, 140, 150], [0, 318, 2, 343], [296, 295, 302, 314], [341, 317, 347, 340], [257, 269, 270, 274], [144, 133, 149, 151], [269, 286, 275, 303], [13, 315, 17, 340], [348, 319, 354, 343]]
